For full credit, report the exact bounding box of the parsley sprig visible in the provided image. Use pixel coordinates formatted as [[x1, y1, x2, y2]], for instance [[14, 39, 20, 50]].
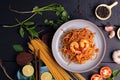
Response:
[[3, 3, 69, 38]]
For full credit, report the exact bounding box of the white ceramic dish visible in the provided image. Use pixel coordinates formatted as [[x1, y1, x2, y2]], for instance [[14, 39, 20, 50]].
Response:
[[52, 19, 106, 73]]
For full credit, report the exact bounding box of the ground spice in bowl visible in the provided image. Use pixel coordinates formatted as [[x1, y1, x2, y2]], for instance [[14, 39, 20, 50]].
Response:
[[96, 6, 110, 18]]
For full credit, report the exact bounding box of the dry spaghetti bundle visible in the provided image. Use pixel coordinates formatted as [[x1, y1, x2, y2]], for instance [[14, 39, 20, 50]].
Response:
[[61, 28, 99, 64], [28, 38, 72, 80]]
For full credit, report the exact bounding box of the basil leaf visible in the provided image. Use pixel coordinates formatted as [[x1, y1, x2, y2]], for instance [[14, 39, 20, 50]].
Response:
[[112, 68, 120, 77], [56, 11, 61, 16], [19, 27, 24, 38], [106, 78, 113, 80], [26, 27, 39, 38], [62, 11, 68, 17], [56, 6, 64, 12], [24, 21, 35, 26], [13, 44, 24, 52]]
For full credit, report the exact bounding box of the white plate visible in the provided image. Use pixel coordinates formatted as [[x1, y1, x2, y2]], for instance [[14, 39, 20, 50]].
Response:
[[52, 19, 106, 73]]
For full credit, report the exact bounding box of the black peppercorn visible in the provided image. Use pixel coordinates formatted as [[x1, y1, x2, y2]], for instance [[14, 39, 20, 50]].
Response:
[[96, 6, 110, 18]]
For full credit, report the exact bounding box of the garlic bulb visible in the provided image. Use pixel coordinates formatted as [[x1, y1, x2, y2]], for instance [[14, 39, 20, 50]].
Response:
[[113, 50, 120, 64]]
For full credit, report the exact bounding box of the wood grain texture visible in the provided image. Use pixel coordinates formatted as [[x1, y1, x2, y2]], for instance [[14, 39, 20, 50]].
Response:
[[0, 0, 120, 79]]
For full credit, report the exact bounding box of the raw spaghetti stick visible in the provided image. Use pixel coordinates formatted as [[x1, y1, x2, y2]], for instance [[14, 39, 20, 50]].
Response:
[[29, 39, 72, 80], [30, 40, 63, 80], [33, 39, 72, 79], [34, 39, 72, 80]]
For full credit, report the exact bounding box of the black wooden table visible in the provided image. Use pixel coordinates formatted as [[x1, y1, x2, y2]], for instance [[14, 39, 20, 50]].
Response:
[[1, 0, 120, 80]]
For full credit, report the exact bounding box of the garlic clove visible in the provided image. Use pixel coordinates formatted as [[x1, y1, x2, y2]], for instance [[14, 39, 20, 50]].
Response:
[[105, 26, 114, 32], [113, 50, 120, 64], [109, 30, 115, 39]]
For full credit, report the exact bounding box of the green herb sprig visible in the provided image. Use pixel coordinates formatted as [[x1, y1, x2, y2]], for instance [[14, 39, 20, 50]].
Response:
[[107, 68, 120, 80], [12, 44, 24, 52], [3, 3, 69, 38]]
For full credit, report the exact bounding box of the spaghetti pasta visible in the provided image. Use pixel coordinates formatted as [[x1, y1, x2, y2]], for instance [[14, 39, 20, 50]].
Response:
[[61, 28, 99, 64], [28, 39, 72, 80]]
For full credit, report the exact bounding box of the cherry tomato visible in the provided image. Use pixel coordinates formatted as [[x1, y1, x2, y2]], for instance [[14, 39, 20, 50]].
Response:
[[100, 66, 112, 78], [91, 74, 103, 80]]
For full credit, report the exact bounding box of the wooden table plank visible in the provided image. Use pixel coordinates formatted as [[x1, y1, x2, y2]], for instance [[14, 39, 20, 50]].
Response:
[[1, 0, 120, 79]]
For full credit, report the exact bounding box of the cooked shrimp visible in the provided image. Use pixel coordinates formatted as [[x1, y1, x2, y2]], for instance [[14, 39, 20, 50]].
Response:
[[79, 39, 89, 48], [70, 41, 79, 53], [61, 28, 99, 64]]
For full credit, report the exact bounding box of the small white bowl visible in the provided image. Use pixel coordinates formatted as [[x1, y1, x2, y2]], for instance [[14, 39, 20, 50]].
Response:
[[117, 28, 120, 39], [95, 1, 118, 20]]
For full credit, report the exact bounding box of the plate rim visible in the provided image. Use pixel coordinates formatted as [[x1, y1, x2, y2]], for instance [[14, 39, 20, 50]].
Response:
[[52, 19, 106, 73]]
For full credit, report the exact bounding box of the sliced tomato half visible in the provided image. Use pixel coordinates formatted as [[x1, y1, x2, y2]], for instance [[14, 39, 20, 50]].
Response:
[[91, 74, 103, 80], [100, 66, 112, 78]]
